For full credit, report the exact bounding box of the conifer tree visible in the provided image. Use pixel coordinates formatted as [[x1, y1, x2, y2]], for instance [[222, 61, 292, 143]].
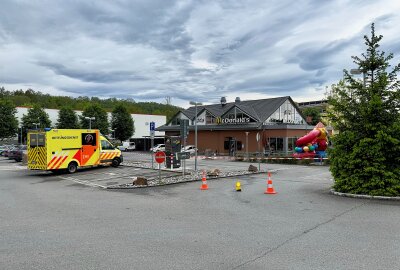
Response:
[[328, 24, 400, 196]]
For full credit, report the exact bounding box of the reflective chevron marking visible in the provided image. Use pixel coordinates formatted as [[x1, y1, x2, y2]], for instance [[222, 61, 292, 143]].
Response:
[[28, 146, 47, 170], [49, 152, 64, 169], [49, 151, 69, 170], [54, 155, 69, 169], [47, 152, 60, 168]]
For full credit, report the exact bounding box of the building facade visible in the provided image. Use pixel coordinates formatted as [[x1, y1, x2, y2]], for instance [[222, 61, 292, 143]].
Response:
[[157, 96, 327, 155]]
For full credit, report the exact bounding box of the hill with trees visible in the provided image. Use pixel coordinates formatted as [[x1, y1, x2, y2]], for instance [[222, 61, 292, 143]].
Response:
[[0, 87, 182, 121]]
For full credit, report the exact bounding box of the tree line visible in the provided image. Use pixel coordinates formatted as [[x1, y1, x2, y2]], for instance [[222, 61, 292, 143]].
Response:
[[1, 101, 139, 143], [0, 89, 181, 143], [0, 88, 181, 121]]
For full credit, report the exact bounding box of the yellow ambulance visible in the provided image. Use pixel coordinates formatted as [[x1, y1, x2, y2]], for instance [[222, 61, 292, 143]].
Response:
[[27, 129, 123, 173]]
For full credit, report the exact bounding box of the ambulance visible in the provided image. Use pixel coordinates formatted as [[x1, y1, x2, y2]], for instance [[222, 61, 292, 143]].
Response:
[[27, 129, 123, 173]]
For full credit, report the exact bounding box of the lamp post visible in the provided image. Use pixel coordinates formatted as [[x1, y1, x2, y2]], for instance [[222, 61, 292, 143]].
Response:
[[189, 101, 202, 173], [20, 126, 23, 145], [245, 132, 249, 161], [84, 117, 95, 130], [32, 123, 39, 129]]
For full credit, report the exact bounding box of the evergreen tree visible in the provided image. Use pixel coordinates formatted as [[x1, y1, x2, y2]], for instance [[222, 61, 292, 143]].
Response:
[[80, 103, 109, 134], [56, 107, 80, 129], [111, 104, 134, 142], [328, 24, 400, 196], [0, 99, 19, 141], [21, 104, 52, 143]]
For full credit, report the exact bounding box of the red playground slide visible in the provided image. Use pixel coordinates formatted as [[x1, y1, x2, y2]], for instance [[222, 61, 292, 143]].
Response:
[[295, 129, 321, 146]]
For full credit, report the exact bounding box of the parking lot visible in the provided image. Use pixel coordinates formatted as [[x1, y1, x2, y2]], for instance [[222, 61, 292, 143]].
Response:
[[1, 152, 400, 269]]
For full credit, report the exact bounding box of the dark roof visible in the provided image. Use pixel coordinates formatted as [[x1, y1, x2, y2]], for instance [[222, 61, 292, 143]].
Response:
[[185, 96, 289, 122], [159, 96, 304, 131]]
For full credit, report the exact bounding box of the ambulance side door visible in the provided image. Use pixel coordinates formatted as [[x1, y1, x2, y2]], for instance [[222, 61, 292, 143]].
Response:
[[100, 139, 116, 163], [81, 132, 98, 165]]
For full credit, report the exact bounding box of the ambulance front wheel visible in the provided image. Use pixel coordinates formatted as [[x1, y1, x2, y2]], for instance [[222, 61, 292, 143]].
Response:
[[112, 157, 121, 167], [67, 162, 78, 174]]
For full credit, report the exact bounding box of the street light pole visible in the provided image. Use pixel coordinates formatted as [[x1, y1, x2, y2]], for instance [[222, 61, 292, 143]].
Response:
[[245, 132, 249, 161], [190, 101, 203, 173], [84, 117, 95, 130]]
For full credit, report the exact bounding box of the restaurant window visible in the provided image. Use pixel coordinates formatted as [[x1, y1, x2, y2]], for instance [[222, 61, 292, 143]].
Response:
[[224, 137, 232, 150], [266, 137, 284, 152], [206, 112, 215, 124], [171, 118, 181, 125], [226, 111, 235, 119], [288, 137, 298, 152]]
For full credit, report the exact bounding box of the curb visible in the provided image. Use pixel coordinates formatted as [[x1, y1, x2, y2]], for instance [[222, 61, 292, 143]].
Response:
[[330, 189, 400, 201], [106, 170, 273, 189]]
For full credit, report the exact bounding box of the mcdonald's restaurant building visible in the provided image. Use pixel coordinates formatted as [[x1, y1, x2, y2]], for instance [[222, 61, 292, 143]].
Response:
[[157, 96, 328, 156]]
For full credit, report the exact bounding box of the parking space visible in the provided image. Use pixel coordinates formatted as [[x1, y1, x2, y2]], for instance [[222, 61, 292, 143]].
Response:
[[0, 157, 26, 170], [0, 152, 330, 189], [0, 154, 184, 188], [56, 165, 182, 188], [2, 152, 400, 269]]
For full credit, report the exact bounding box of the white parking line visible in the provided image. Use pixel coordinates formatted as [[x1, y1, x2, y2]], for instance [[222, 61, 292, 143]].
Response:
[[0, 165, 27, 170], [58, 176, 108, 189]]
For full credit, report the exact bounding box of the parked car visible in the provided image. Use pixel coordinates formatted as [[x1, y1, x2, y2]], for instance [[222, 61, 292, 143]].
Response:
[[182, 145, 197, 155], [13, 145, 27, 162], [150, 144, 165, 152], [0, 146, 7, 156], [118, 141, 136, 152], [8, 145, 27, 162], [3, 145, 17, 158]]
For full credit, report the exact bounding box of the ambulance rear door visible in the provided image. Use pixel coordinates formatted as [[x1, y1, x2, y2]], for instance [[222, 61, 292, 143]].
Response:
[[28, 131, 47, 170]]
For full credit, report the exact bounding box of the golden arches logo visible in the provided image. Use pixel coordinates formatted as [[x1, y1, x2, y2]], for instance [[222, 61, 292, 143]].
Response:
[[216, 117, 222, 124]]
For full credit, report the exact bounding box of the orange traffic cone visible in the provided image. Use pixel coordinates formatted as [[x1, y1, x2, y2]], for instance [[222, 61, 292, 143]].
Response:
[[264, 172, 277, 194], [200, 171, 208, 190]]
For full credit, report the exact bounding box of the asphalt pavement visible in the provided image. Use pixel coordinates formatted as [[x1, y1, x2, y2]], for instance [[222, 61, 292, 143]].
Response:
[[1, 154, 399, 270]]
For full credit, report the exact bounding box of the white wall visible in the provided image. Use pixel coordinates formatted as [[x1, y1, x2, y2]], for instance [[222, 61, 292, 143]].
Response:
[[16, 107, 166, 139]]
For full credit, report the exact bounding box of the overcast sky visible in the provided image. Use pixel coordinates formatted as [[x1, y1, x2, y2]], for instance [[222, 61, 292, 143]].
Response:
[[1, 0, 400, 108]]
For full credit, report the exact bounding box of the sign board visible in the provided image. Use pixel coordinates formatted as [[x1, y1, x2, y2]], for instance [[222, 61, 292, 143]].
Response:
[[150, 121, 155, 131], [216, 116, 250, 125], [176, 151, 191, 160], [180, 119, 189, 138], [155, 151, 166, 163]]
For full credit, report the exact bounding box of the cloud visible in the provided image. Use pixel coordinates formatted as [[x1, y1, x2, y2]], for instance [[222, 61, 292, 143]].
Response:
[[37, 62, 149, 83], [1, 0, 400, 109]]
